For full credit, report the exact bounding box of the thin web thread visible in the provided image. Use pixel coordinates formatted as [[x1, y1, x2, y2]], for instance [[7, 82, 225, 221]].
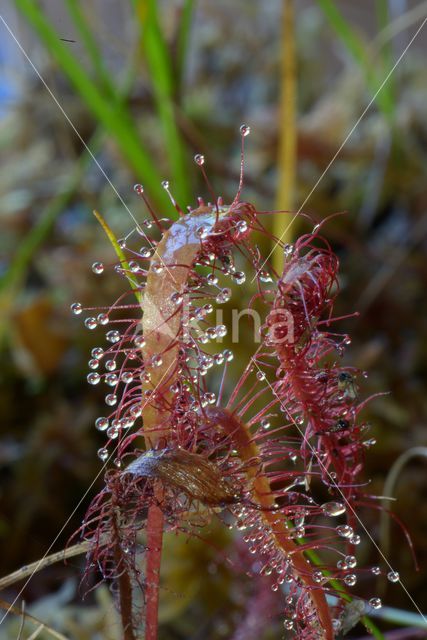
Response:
[[1, 7, 425, 628], [253, 15, 427, 282], [0, 359, 176, 625], [250, 358, 427, 623], [0, 14, 179, 285]]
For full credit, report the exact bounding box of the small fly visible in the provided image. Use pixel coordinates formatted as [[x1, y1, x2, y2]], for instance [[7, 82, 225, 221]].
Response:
[[337, 371, 358, 401]]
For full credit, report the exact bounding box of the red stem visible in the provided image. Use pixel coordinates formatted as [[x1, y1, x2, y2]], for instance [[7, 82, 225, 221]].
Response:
[[207, 407, 334, 640], [112, 514, 136, 640], [145, 500, 164, 640], [140, 205, 231, 638]]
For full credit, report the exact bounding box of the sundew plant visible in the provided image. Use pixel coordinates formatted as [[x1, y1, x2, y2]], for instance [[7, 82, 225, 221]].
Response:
[[71, 127, 398, 640]]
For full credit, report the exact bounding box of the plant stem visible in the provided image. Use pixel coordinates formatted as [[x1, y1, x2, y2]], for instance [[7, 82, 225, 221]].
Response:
[[207, 407, 333, 640], [112, 514, 136, 640], [0, 598, 68, 640], [140, 204, 239, 636], [0, 542, 91, 591], [145, 498, 164, 640]]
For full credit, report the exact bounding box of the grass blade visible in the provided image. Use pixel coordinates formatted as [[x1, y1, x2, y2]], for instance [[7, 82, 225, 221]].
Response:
[[0, 131, 103, 341], [176, 0, 196, 98], [64, 0, 118, 100], [133, 0, 191, 208], [93, 210, 143, 305], [317, 0, 394, 119], [15, 0, 169, 209]]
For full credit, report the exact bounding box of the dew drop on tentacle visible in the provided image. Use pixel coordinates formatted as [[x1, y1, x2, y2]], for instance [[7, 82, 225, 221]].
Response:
[[106, 330, 121, 343], [387, 570, 399, 583], [71, 302, 82, 315], [369, 597, 382, 610], [152, 263, 164, 274], [240, 123, 251, 137], [259, 270, 272, 283], [321, 501, 346, 517], [283, 243, 294, 257], [107, 425, 119, 440], [140, 247, 153, 259], [85, 317, 97, 330], [92, 261, 104, 275], [197, 225, 209, 240], [216, 288, 232, 303], [171, 292, 183, 306], [313, 570, 324, 584], [128, 261, 141, 273], [134, 335, 145, 348], [194, 153, 205, 166], [236, 220, 248, 234], [97, 447, 109, 462], [332, 619, 342, 632], [345, 555, 357, 568], [105, 374, 118, 387], [151, 354, 163, 368], [233, 271, 246, 285], [363, 438, 377, 448], [129, 403, 142, 418], [87, 373, 100, 385], [95, 417, 109, 431], [216, 324, 227, 338], [336, 524, 354, 538]]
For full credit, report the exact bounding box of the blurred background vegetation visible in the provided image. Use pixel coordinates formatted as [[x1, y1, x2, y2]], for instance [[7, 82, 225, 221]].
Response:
[[0, 1, 427, 638]]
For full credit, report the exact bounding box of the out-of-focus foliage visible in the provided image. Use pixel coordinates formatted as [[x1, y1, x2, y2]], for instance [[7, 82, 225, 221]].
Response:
[[1, 1, 427, 637]]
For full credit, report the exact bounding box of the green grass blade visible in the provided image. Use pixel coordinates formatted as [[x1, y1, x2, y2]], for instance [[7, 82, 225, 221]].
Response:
[[176, 0, 196, 97], [93, 210, 143, 305], [375, 0, 395, 105], [301, 548, 385, 638], [317, 0, 394, 119], [0, 131, 103, 340], [361, 615, 386, 639], [132, 0, 191, 208], [15, 0, 169, 209], [371, 605, 427, 629], [64, 0, 118, 100]]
